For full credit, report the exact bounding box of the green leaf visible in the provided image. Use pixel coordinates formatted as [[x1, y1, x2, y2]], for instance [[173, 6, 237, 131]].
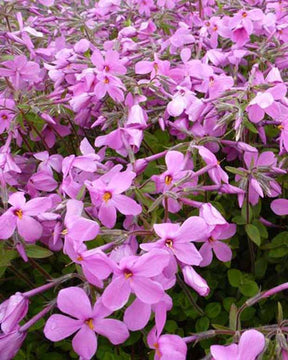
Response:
[[243, 118, 258, 134], [225, 166, 247, 176], [205, 302, 221, 319], [245, 224, 261, 246], [26, 245, 53, 259], [252, 220, 268, 239], [228, 269, 242, 287], [195, 317, 210, 332], [239, 280, 258, 297]]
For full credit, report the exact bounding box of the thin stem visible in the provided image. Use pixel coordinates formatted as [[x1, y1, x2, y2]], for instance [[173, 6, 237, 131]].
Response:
[[176, 274, 204, 316], [29, 259, 53, 280]]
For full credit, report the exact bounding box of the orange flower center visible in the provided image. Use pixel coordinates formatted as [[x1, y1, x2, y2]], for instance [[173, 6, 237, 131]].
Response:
[[1, 114, 8, 120], [164, 175, 173, 185], [85, 318, 94, 330], [102, 191, 112, 203], [77, 255, 83, 261], [153, 343, 162, 357], [165, 239, 173, 248], [124, 269, 133, 279], [14, 209, 23, 219], [278, 124, 284, 130], [104, 65, 110, 72], [242, 11, 248, 17], [104, 76, 110, 84], [61, 228, 68, 235]]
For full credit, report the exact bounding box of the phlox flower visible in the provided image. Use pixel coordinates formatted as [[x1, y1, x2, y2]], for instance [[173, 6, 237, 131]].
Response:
[[44, 287, 129, 360], [0, 293, 28, 334], [94, 73, 126, 102], [197, 203, 235, 266], [102, 250, 170, 310], [141, 217, 207, 266], [147, 326, 187, 360], [271, 198, 288, 215], [85, 165, 142, 228], [91, 48, 126, 75], [0, 330, 26, 360], [210, 329, 265, 360], [0, 55, 41, 90], [0, 98, 15, 134], [0, 192, 52, 242]]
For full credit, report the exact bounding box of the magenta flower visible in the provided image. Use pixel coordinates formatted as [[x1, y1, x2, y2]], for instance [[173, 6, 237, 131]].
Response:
[[0, 192, 52, 242], [0, 330, 26, 360], [210, 329, 265, 360], [0, 98, 15, 134], [85, 165, 142, 228], [141, 217, 207, 266], [194, 146, 229, 184], [147, 327, 187, 360], [91, 49, 126, 75], [199, 223, 236, 267], [102, 250, 170, 310], [44, 287, 129, 359], [0, 293, 28, 334], [271, 198, 288, 215], [94, 73, 126, 102], [0, 55, 41, 90]]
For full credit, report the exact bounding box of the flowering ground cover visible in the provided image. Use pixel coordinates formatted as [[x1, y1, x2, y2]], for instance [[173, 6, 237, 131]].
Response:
[[1, 0, 288, 359]]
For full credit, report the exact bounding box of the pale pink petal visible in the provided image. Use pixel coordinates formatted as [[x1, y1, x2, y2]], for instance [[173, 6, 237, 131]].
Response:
[[271, 199, 288, 215], [135, 61, 153, 74], [112, 194, 142, 216], [153, 223, 180, 239], [24, 197, 52, 215], [131, 277, 164, 304], [0, 213, 16, 239], [173, 243, 202, 265], [238, 330, 265, 360], [212, 241, 232, 262], [57, 287, 92, 320], [210, 344, 238, 360], [8, 192, 26, 208], [102, 276, 131, 310], [98, 204, 117, 228], [250, 178, 264, 197], [165, 151, 184, 172], [17, 216, 42, 243], [44, 314, 82, 341], [199, 243, 213, 267], [132, 250, 170, 277], [93, 318, 129, 344], [178, 216, 209, 242], [124, 299, 151, 331], [69, 218, 99, 242], [72, 326, 97, 360], [182, 266, 210, 296]]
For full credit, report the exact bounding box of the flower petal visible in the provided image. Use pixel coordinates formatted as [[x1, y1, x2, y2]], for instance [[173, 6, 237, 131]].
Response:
[[0, 213, 16, 239], [17, 216, 42, 243], [210, 344, 238, 360], [93, 318, 129, 344], [102, 276, 131, 311], [124, 299, 151, 331], [57, 287, 92, 320], [112, 195, 142, 216], [238, 329, 265, 360], [44, 314, 82, 341], [131, 277, 164, 304], [72, 325, 97, 360]]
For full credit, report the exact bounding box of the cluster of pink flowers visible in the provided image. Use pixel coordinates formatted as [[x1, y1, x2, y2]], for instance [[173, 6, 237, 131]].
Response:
[[1, 0, 288, 358]]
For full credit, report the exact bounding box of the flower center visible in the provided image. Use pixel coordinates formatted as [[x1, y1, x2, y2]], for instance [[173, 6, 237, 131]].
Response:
[[61, 228, 68, 235], [212, 25, 218, 31], [77, 255, 83, 261], [208, 236, 215, 243], [165, 239, 173, 248], [153, 343, 161, 357], [102, 191, 112, 203], [1, 114, 8, 120], [278, 124, 284, 130], [14, 209, 23, 219], [209, 76, 215, 87], [164, 174, 173, 185], [85, 318, 94, 330], [124, 269, 133, 279], [104, 76, 110, 84], [104, 65, 110, 72], [242, 11, 248, 17]]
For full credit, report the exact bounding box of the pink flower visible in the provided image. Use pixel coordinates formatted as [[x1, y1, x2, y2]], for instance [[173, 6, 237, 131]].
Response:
[[147, 326, 187, 360], [0, 330, 26, 360], [102, 250, 170, 310], [182, 265, 210, 296], [0, 293, 29, 334], [91, 49, 126, 75], [44, 287, 129, 360], [271, 198, 288, 215], [141, 217, 207, 266], [0, 55, 41, 90], [94, 73, 125, 102], [0, 192, 52, 242], [210, 329, 265, 360], [85, 165, 142, 228], [0, 98, 15, 134]]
